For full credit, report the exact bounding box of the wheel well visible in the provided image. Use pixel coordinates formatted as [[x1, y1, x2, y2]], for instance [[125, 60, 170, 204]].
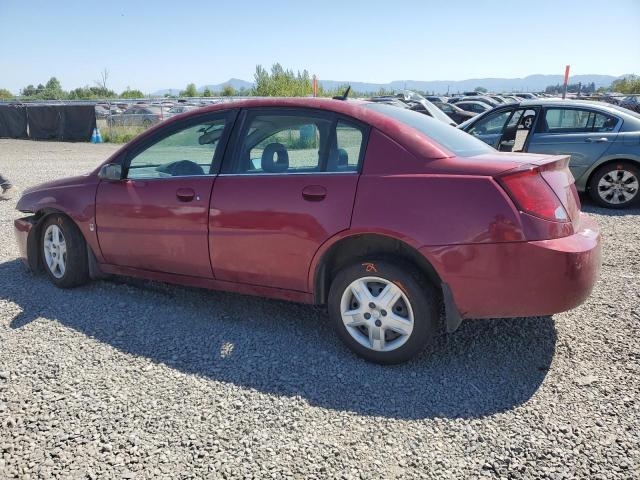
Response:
[[28, 209, 73, 271], [585, 158, 640, 191], [314, 234, 442, 305]]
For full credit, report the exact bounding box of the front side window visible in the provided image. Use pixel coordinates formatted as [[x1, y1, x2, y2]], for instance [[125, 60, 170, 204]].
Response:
[[127, 116, 228, 179], [468, 109, 512, 136], [229, 111, 366, 174]]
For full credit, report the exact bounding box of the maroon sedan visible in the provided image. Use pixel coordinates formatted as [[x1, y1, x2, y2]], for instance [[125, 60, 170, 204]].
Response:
[[14, 98, 601, 364]]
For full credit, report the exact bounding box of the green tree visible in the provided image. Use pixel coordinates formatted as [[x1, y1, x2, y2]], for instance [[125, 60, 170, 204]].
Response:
[[181, 83, 198, 97], [202, 87, 212, 97], [41, 77, 65, 99], [474, 86, 488, 93], [0, 88, 13, 99], [21, 84, 37, 96], [221, 84, 236, 96], [68, 85, 116, 99], [120, 87, 144, 99], [252, 64, 312, 97], [611, 75, 640, 94]]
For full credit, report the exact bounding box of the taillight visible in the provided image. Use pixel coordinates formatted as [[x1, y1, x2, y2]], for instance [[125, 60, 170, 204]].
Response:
[[498, 167, 569, 222]]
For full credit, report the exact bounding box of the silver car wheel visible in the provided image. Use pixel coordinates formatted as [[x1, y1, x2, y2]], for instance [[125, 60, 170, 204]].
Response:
[[43, 224, 67, 279], [597, 169, 639, 205], [340, 276, 414, 352]]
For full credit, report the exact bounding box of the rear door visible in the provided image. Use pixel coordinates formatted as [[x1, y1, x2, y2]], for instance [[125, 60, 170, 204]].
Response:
[[209, 108, 368, 292], [526, 107, 620, 179]]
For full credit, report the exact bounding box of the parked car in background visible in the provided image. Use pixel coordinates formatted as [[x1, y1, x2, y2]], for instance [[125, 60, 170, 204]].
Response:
[[454, 100, 493, 114], [107, 106, 165, 127], [369, 91, 457, 126], [14, 97, 601, 364], [94, 105, 110, 119], [513, 93, 537, 100], [620, 96, 640, 113], [459, 96, 500, 107], [166, 105, 201, 118], [458, 99, 640, 208], [424, 96, 448, 103], [432, 101, 477, 123]]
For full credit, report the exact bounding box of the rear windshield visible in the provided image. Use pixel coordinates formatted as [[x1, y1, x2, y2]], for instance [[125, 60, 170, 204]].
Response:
[[362, 103, 494, 157]]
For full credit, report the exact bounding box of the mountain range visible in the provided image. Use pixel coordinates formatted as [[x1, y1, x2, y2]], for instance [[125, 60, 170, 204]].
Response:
[[151, 74, 624, 96]]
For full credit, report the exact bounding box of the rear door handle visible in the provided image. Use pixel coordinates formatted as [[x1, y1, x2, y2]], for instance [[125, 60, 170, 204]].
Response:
[[176, 188, 196, 202], [302, 185, 327, 201], [586, 137, 608, 143]]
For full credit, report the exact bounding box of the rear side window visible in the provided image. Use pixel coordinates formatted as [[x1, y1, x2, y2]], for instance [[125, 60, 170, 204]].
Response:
[[363, 102, 493, 156], [227, 110, 367, 174], [542, 108, 618, 133]]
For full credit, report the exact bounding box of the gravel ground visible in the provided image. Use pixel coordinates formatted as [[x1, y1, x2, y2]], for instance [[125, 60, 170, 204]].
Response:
[[0, 138, 639, 479]]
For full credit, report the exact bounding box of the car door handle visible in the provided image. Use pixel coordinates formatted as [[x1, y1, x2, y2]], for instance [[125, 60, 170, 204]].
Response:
[[176, 188, 196, 202], [585, 137, 608, 143], [302, 185, 327, 201]]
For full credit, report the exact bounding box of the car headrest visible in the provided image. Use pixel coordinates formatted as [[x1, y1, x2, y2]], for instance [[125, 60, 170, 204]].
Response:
[[261, 143, 289, 173], [327, 148, 349, 171], [157, 160, 204, 176]]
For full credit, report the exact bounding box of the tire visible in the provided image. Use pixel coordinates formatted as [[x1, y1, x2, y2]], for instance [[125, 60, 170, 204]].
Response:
[[40, 214, 89, 288], [328, 259, 440, 364], [521, 115, 534, 130], [588, 162, 640, 209]]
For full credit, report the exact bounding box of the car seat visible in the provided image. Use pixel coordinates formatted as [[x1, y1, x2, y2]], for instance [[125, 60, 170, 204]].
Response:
[[326, 148, 349, 171], [261, 143, 289, 173]]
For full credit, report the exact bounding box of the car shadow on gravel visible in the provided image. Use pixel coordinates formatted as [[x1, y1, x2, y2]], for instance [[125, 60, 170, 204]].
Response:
[[2, 259, 556, 420]]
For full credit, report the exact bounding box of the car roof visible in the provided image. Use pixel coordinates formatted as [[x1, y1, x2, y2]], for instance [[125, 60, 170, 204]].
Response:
[[116, 97, 454, 161], [501, 99, 640, 117]]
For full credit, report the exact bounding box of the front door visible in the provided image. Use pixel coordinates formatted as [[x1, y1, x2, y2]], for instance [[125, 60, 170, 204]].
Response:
[[209, 108, 368, 292], [96, 111, 234, 277]]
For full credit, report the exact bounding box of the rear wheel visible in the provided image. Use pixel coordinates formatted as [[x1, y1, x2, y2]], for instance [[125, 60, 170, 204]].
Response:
[[40, 215, 89, 288], [588, 162, 640, 208], [328, 259, 439, 364]]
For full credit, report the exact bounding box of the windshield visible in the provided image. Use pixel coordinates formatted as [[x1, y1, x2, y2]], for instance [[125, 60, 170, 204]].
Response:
[[363, 103, 495, 157]]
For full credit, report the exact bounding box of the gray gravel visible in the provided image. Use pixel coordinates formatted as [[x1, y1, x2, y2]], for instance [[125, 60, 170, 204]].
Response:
[[1, 138, 639, 479]]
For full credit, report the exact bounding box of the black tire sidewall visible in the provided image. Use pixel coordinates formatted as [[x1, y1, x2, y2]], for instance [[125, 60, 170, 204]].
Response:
[[40, 215, 88, 288], [589, 162, 640, 209], [328, 259, 439, 364]]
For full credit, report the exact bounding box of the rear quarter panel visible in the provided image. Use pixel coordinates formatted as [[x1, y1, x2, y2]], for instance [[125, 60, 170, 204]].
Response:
[[351, 129, 525, 246], [573, 137, 640, 191]]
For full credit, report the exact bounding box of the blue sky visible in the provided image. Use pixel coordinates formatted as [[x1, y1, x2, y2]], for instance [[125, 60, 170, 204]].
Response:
[[1, 0, 638, 93]]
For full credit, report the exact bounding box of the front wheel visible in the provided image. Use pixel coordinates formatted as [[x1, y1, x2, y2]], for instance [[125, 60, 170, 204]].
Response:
[[328, 259, 440, 364], [588, 162, 640, 208], [40, 215, 89, 288]]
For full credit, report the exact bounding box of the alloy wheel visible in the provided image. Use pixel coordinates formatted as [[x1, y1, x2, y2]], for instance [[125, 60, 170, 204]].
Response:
[[340, 276, 414, 352], [43, 224, 67, 279]]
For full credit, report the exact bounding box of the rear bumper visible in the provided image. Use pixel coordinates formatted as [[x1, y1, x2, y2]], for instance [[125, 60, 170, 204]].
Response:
[[14, 216, 39, 271], [422, 213, 601, 319]]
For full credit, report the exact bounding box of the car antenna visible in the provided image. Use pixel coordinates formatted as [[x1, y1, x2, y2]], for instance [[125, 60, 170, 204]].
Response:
[[333, 86, 351, 101]]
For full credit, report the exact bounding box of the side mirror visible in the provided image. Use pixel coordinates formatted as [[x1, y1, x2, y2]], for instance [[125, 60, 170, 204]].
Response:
[[98, 163, 123, 181]]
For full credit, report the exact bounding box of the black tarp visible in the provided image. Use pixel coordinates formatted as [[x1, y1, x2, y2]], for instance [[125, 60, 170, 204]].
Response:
[[0, 104, 28, 139], [24, 105, 96, 141], [59, 105, 96, 141], [26, 105, 61, 140]]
